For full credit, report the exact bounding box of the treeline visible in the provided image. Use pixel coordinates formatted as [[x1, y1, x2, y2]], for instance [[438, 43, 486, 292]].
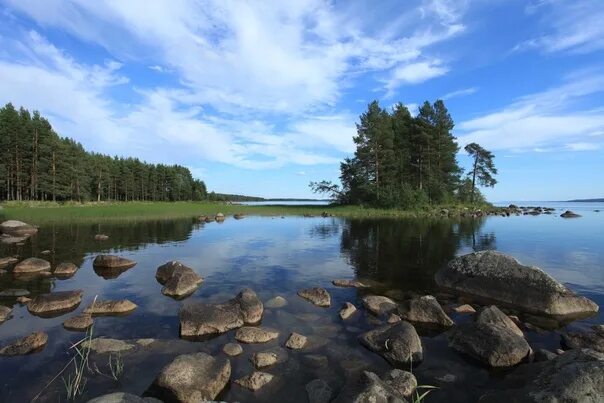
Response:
[[312, 100, 495, 207], [208, 193, 265, 202], [0, 103, 207, 202]]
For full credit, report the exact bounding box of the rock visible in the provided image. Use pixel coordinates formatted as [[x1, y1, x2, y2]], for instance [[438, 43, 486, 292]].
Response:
[[16, 296, 31, 304], [223, 342, 243, 357], [93, 255, 136, 269], [27, 290, 83, 317], [40, 250, 51, 255], [251, 351, 278, 368], [362, 295, 398, 316], [383, 369, 417, 398], [235, 326, 279, 343], [265, 295, 288, 308], [298, 287, 331, 307], [83, 338, 135, 354], [0, 305, 12, 324], [387, 313, 402, 323], [136, 339, 155, 347], [339, 302, 357, 320], [285, 332, 308, 349], [63, 314, 93, 331], [94, 234, 109, 241], [352, 371, 407, 403], [535, 348, 557, 362], [436, 251, 599, 318], [306, 379, 332, 403], [358, 322, 423, 366], [234, 371, 274, 391], [448, 322, 532, 367], [332, 279, 367, 288], [233, 213, 245, 219], [562, 328, 604, 353], [180, 288, 263, 338], [302, 354, 329, 368], [560, 210, 581, 218], [0, 288, 30, 297], [397, 295, 454, 328], [151, 353, 231, 402], [54, 262, 79, 278], [13, 257, 51, 274], [0, 257, 18, 269], [453, 304, 476, 314], [0, 220, 38, 236], [84, 299, 137, 315], [87, 392, 146, 403], [476, 305, 524, 337], [155, 261, 203, 298], [215, 213, 225, 222], [0, 331, 47, 355]]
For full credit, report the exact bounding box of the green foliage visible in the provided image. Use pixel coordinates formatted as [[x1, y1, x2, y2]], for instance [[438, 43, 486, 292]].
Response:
[[464, 142, 498, 203], [0, 103, 208, 202]]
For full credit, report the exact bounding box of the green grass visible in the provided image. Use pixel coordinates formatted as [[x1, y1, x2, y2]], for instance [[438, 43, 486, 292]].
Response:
[[0, 200, 496, 223]]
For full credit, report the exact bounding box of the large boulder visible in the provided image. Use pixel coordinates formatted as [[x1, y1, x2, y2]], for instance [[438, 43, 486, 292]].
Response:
[[397, 295, 454, 329], [358, 322, 422, 367], [179, 288, 263, 338], [298, 287, 331, 307], [436, 251, 599, 318], [476, 305, 523, 337], [84, 299, 137, 316], [0, 220, 38, 236], [150, 352, 231, 402], [448, 322, 532, 367], [13, 257, 51, 275], [0, 331, 47, 355], [27, 290, 83, 317], [155, 261, 203, 298]]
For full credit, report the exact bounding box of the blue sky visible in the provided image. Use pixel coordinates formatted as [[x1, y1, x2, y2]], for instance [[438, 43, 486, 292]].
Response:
[[0, 0, 603, 201]]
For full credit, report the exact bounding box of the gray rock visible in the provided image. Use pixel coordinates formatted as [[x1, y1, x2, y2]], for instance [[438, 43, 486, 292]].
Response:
[[54, 262, 79, 278], [562, 328, 604, 353], [93, 255, 136, 269], [436, 251, 599, 318], [179, 288, 263, 338], [63, 314, 93, 331], [560, 210, 581, 218], [94, 234, 109, 241], [234, 371, 273, 391], [387, 313, 402, 323], [362, 295, 397, 316], [27, 290, 83, 317], [285, 332, 308, 349], [87, 392, 145, 403], [151, 352, 231, 402], [0, 331, 47, 355], [13, 257, 51, 274], [476, 305, 524, 337], [332, 279, 367, 288], [535, 348, 557, 362], [0, 288, 30, 297], [83, 338, 134, 354], [0, 305, 12, 324], [223, 342, 243, 356], [397, 295, 454, 328], [156, 261, 203, 298], [0, 220, 38, 236], [235, 326, 279, 343], [448, 322, 532, 367], [215, 213, 225, 221], [452, 304, 476, 314], [0, 256, 18, 269], [84, 299, 137, 316], [352, 371, 408, 403], [383, 369, 417, 398], [306, 379, 333, 403], [298, 287, 331, 307], [340, 302, 357, 320], [251, 351, 278, 368], [358, 322, 423, 366], [302, 354, 329, 368], [265, 295, 288, 308]]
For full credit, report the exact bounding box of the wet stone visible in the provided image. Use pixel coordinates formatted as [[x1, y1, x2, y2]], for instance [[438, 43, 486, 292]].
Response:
[[13, 257, 51, 274], [332, 279, 367, 288], [298, 287, 331, 307], [358, 322, 423, 367], [0, 257, 18, 269], [0, 331, 47, 355], [0, 288, 30, 297], [0, 306, 12, 324], [83, 338, 135, 354], [84, 299, 137, 316], [285, 332, 308, 349], [27, 290, 83, 317], [306, 379, 333, 403], [362, 295, 397, 316], [251, 351, 278, 368], [63, 314, 93, 331], [476, 305, 524, 337], [397, 295, 454, 329], [223, 342, 243, 357], [54, 262, 79, 278], [235, 326, 279, 343], [453, 304, 476, 314], [234, 371, 274, 391], [265, 295, 288, 309], [339, 302, 357, 320]]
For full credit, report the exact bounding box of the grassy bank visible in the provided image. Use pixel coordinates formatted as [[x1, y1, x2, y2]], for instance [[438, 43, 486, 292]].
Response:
[[0, 201, 495, 223]]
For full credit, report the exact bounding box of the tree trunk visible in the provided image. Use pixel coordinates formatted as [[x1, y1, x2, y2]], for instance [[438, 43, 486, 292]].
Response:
[[471, 156, 478, 203], [52, 150, 56, 202]]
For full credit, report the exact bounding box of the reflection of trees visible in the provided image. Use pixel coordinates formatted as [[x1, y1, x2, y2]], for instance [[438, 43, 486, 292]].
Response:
[[340, 217, 491, 292], [308, 219, 340, 239], [457, 219, 497, 251]]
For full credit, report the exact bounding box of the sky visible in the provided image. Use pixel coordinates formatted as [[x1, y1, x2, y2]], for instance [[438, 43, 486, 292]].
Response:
[[0, 0, 603, 201]]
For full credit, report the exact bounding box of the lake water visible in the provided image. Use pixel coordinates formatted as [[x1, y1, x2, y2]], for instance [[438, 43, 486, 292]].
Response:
[[0, 207, 602, 402]]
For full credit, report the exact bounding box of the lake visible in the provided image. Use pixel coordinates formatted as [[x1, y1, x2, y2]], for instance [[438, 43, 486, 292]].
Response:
[[0, 208, 602, 402]]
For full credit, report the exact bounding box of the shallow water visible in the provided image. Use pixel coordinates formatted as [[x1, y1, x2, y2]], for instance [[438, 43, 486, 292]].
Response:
[[0, 209, 602, 402]]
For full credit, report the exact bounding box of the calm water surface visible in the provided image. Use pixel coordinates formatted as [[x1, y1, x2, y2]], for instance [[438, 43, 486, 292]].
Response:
[[0, 208, 602, 402]]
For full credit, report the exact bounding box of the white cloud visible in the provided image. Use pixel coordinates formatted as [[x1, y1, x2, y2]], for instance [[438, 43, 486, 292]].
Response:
[[296, 171, 307, 176], [565, 142, 600, 151], [442, 87, 478, 100], [386, 60, 448, 92]]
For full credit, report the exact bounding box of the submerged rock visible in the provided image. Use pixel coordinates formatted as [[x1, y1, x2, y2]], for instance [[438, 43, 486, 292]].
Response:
[[265, 295, 288, 308], [476, 305, 523, 337], [234, 371, 274, 391], [358, 322, 422, 366], [362, 295, 398, 316], [0, 305, 12, 324], [397, 295, 454, 329], [332, 279, 367, 288], [63, 313, 93, 331], [298, 287, 331, 307], [150, 352, 231, 402], [54, 262, 79, 278], [235, 326, 279, 343], [562, 326, 604, 353], [83, 338, 134, 354], [306, 379, 333, 403], [436, 251, 599, 318], [13, 257, 51, 275], [84, 299, 137, 316], [0, 220, 38, 236], [285, 332, 308, 349], [0, 257, 18, 269], [340, 302, 357, 320], [351, 371, 408, 403], [251, 351, 278, 368], [0, 288, 30, 297], [560, 210, 581, 218], [448, 322, 531, 367], [87, 392, 147, 402], [155, 261, 203, 298], [179, 288, 263, 338], [0, 331, 47, 355], [27, 290, 83, 317], [223, 342, 243, 357]]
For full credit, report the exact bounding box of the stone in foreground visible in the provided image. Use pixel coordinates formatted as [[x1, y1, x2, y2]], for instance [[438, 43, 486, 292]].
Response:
[[54, 262, 79, 278], [358, 322, 422, 367], [251, 351, 278, 368], [0, 306, 12, 324], [340, 302, 357, 320], [151, 352, 231, 402], [332, 279, 367, 288], [27, 290, 83, 317], [352, 371, 408, 403], [84, 299, 137, 315], [362, 295, 398, 316], [448, 322, 531, 367], [87, 392, 148, 402], [476, 305, 523, 337], [93, 255, 136, 279], [179, 288, 263, 338], [0, 331, 47, 355], [0, 220, 38, 236], [298, 287, 331, 307], [265, 295, 287, 308], [155, 261, 203, 298], [436, 251, 599, 318], [306, 379, 332, 403], [285, 332, 308, 349], [63, 314, 93, 331], [234, 371, 274, 391], [397, 295, 454, 328], [235, 326, 279, 343], [13, 257, 51, 274], [562, 326, 604, 353], [83, 338, 134, 354], [223, 342, 243, 356]]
